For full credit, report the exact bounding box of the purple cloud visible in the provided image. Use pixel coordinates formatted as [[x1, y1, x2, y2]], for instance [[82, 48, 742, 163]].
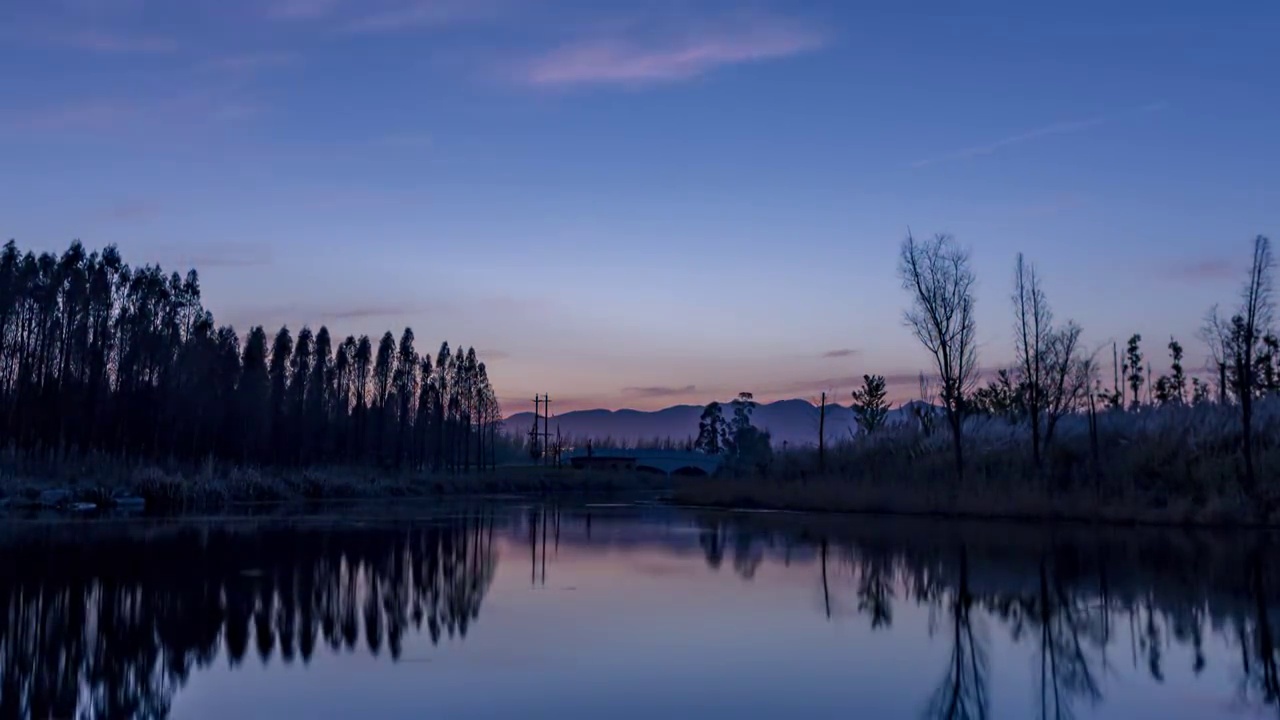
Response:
[[95, 200, 161, 223], [757, 368, 1004, 402], [200, 52, 300, 73], [821, 348, 859, 359], [344, 0, 508, 33], [8, 101, 137, 132], [371, 133, 433, 149], [522, 16, 823, 88], [622, 385, 698, 398], [1165, 258, 1239, 282], [9, 92, 261, 134], [56, 30, 176, 53], [264, 0, 343, 20], [146, 241, 274, 271]]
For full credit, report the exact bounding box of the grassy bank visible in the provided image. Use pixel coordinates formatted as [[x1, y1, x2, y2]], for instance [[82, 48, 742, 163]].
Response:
[[674, 399, 1280, 527], [672, 476, 1268, 526], [0, 461, 669, 512]]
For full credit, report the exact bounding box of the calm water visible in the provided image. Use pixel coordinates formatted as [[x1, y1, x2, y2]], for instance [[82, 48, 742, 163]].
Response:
[[3, 501, 1279, 719]]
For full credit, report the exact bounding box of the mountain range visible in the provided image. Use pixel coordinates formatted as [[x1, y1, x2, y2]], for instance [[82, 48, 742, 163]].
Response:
[[505, 399, 932, 448]]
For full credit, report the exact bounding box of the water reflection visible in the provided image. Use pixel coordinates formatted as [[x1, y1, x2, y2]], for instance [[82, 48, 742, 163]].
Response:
[[2, 506, 1280, 718], [696, 513, 1280, 719], [0, 513, 496, 719]]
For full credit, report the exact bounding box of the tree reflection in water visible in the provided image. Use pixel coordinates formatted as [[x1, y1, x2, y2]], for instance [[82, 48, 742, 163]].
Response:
[[0, 513, 496, 719], [694, 514, 1280, 720], [5, 507, 1280, 719]]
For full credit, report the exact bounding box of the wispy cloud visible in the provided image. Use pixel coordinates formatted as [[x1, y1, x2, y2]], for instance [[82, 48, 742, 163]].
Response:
[[344, 0, 508, 33], [94, 200, 161, 223], [910, 103, 1167, 169], [200, 52, 301, 73], [264, 0, 343, 21], [223, 300, 414, 329], [55, 29, 176, 53], [228, 292, 539, 330], [321, 304, 419, 320], [761, 375, 864, 396], [1164, 258, 1239, 282], [476, 349, 511, 361], [371, 132, 433, 149], [911, 117, 1105, 169], [146, 241, 274, 271], [758, 368, 1004, 400], [8, 92, 261, 134], [522, 15, 824, 88], [7, 100, 137, 132], [622, 385, 698, 398], [821, 348, 859, 359]]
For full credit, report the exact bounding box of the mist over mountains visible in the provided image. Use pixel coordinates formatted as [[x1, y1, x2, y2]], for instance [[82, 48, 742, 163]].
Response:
[[505, 399, 930, 448]]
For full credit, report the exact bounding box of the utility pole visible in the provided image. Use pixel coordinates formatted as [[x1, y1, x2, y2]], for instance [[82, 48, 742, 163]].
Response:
[[532, 395, 542, 462], [542, 395, 551, 466], [818, 391, 827, 473]]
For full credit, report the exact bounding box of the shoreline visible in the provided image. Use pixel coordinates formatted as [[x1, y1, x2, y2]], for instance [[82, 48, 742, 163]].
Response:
[[6, 463, 1277, 531], [0, 465, 672, 513], [668, 476, 1279, 529]]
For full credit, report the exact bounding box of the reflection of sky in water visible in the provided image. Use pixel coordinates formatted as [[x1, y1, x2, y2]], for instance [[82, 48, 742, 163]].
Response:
[[0, 505, 1273, 718], [154, 507, 1270, 720]]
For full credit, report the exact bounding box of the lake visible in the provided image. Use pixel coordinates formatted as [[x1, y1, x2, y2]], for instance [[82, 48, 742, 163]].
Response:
[[2, 500, 1278, 719]]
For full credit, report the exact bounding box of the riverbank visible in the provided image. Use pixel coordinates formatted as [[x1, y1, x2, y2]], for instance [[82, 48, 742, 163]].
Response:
[[0, 464, 668, 513], [671, 475, 1274, 527], [672, 398, 1280, 527]]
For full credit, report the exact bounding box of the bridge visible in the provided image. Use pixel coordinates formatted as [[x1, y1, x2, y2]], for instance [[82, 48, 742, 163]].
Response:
[[565, 448, 722, 477]]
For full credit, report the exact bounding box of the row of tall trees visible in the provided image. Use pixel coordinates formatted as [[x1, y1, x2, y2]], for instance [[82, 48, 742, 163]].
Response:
[[897, 231, 1275, 493], [0, 239, 501, 471]]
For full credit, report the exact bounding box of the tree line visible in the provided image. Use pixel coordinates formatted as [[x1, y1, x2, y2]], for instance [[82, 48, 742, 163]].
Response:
[[0, 239, 501, 472], [861, 231, 1276, 496]]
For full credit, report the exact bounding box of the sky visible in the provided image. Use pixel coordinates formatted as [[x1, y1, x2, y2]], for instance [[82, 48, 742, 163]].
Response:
[[2, 0, 1278, 413]]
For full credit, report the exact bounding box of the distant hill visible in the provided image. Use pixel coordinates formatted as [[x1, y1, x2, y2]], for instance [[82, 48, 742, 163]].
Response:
[[505, 399, 933, 448]]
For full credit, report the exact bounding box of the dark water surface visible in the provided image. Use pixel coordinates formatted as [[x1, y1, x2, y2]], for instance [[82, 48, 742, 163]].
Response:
[[3, 501, 1280, 719]]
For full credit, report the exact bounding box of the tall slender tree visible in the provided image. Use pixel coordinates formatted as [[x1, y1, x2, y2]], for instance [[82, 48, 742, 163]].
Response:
[[1013, 253, 1050, 468], [1203, 235, 1274, 496], [1123, 334, 1144, 411], [238, 327, 271, 463], [899, 232, 978, 482], [268, 327, 294, 463]]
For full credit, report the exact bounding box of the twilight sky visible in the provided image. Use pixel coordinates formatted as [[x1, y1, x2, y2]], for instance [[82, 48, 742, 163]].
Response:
[[2, 0, 1278, 413]]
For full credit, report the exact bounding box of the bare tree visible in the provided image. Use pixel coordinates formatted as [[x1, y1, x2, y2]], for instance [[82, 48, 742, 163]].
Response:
[[1013, 253, 1051, 468], [1041, 321, 1086, 453], [1012, 254, 1088, 473], [1076, 353, 1103, 492], [1202, 309, 1233, 405], [1203, 235, 1273, 496], [899, 232, 978, 482]]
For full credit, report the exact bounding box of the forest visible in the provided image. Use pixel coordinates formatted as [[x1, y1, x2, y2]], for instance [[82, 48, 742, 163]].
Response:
[[0, 239, 503, 483]]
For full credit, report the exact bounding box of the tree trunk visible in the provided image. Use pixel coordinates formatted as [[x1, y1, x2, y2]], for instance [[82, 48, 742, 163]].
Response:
[[1242, 392, 1257, 499], [950, 412, 965, 485]]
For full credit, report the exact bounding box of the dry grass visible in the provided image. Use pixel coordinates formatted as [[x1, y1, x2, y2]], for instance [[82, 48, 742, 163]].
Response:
[[680, 398, 1280, 527], [673, 476, 1265, 526], [0, 459, 670, 511]]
